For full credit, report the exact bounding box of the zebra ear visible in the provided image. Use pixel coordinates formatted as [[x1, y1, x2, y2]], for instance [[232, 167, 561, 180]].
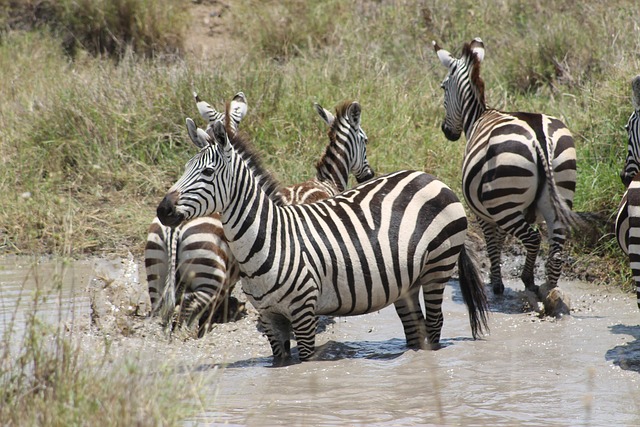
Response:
[[186, 118, 209, 149], [230, 91, 248, 122], [433, 40, 454, 68], [347, 102, 361, 128], [469, 37, 485, 63], [632, 75, 640, 111], [194, 92, 221, 125], [314, 103, 335, 126]]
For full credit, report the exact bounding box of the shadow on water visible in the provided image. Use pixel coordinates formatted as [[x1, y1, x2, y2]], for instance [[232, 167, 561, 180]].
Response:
[[450, 278, 533, 315], [605, 324, 640, 372]]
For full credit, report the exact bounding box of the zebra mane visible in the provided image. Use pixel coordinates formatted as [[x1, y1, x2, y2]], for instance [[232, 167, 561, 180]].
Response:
[[316, 100, 353, 172], [220, 111, 286, 207], [461, 42, 486, 107]]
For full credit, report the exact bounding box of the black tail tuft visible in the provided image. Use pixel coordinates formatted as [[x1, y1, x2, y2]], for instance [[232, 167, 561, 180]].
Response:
[[458, 244, 490, 339]]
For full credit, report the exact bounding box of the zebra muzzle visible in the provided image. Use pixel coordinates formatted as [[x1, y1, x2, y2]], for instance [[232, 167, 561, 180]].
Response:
[[157, 192, 185, 228]]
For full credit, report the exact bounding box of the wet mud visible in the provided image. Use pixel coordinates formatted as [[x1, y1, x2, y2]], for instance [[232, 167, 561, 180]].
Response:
[[1, 255, 639, 426]]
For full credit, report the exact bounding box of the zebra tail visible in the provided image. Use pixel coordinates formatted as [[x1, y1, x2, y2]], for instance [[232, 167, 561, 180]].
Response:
[[458, 243, 490, 339], [535, 139, 583, 231], [158, 226, 179, 326]]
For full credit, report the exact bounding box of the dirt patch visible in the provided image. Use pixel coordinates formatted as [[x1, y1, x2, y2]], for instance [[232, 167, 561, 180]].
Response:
[[183, 0, 242, 60]]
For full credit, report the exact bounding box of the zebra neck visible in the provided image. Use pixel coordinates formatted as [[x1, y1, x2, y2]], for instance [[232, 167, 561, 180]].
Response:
[[220, 163, 282, 276], [315, 144, 349, 193], [463, 96, 486, 139]]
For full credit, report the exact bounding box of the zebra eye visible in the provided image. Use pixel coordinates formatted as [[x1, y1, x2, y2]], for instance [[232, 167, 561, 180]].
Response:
[[201, 167, 215, 177]]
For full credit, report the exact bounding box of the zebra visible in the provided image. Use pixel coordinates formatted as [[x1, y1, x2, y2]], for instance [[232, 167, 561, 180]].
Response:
[[615, 74, 640, 310], [433, 37, 578, 316], [155, 104, 489, 363], [146, 96, 375, 336], [145, 91, 251, 335], [280, 103, 372, 204]]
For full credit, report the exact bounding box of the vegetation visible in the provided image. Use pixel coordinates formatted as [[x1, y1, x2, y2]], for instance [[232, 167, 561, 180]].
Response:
[[0, 258, 202, 426], [1, 0, 639, 424]]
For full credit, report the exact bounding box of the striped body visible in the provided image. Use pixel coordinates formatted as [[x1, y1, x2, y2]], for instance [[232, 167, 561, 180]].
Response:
[[145, 92, 254, 332], [146, 98, 373, 335], [615, 75, 640, 309], [434, 38, 577, 314], [156, 115, 488, 362]]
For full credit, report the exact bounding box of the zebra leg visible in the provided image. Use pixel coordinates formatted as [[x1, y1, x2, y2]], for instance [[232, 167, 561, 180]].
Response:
[[394, 289, 429, 350], [501, 217, 542, 293], [292, 314, 319, 361], [259, 312, 293, 363], [537, 215, 571, 316], [422, 281, 447, 347], [479, 219, 506, 294]]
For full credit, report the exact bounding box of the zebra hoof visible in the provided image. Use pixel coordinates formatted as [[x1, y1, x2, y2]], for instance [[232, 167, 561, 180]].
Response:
[[540, 286, 571, 317], [492, 282, 505, 294]]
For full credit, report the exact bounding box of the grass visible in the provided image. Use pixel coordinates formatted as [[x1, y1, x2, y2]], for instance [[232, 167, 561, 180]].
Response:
[[0, 258, 203, 426], [0, 1, 639, 421]]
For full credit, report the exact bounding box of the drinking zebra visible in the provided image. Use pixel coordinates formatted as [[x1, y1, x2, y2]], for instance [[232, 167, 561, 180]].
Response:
[[146, 96, 375, 336], [156, 107, 489, 362], [433, 37, 578, 316], [145, 92, 253, 334], [615, 74, 640, 310]]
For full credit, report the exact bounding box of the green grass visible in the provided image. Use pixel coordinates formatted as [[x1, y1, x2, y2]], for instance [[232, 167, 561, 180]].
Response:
[[0, 1, 637, 266], [1, 0, 640, 422]]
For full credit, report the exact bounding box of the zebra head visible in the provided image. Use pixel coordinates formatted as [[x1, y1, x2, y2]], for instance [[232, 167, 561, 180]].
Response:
[[621, 75, 640, 187], [194, 91, 248, 135], [157, 120, 232, 228], [317, 101, 375, 184], [433, 37, 486, 141]]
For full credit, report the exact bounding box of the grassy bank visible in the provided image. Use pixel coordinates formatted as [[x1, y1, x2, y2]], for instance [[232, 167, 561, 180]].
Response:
[[0, 1, 638, 272]]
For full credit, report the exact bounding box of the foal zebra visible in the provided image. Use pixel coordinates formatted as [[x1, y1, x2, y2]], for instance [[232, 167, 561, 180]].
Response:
[[156, 109, 489, 362], [615, 74, 640, 310], [145, 92, 250, 333], [433, 37, 578, 316]]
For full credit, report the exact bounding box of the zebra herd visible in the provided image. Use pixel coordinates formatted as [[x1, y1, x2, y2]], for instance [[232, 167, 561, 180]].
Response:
[[145, 37, 640, 362]]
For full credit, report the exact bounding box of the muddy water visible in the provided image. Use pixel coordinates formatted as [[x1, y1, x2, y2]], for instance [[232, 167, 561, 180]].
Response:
[[1, 257, 639, 426]]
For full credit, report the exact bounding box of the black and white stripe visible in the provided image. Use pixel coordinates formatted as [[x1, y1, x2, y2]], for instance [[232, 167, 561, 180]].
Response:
[[615, 74, 640, 310], [146, 97, 374, 335], [156, 105, 489, 362], [145, 92, 256, 334], [433, 37, 578, 316], [280, 101, 374, 204]]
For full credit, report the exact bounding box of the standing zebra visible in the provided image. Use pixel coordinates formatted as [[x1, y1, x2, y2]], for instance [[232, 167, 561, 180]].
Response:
[[615, 74, 640, 310], [156, 109, 489, 362], [147, 97, 375, 336], [145, 91, 251, 334], [433, 37, 578, 316]]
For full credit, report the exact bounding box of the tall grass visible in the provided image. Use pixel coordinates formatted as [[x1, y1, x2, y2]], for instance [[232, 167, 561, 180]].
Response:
[[0, 0, 638, 281]]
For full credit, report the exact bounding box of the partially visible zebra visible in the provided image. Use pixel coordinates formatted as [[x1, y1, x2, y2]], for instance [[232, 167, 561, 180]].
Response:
[[280, 103, 373, 204], [146, 96, 374, 336], [615, 74, 640, 310], [156, 106, 489, 362], [145, 91, 251, 335], [433, 37, 578, 316]]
